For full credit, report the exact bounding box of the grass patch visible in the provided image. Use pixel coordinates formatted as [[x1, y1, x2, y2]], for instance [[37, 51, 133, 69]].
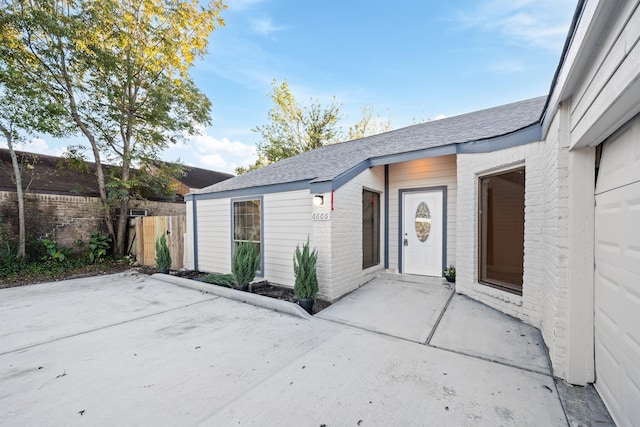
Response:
[[0, 257, 131, 289]]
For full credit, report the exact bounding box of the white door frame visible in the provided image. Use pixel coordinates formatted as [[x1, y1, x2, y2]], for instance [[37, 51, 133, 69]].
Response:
[[399, 186, 447, 275]]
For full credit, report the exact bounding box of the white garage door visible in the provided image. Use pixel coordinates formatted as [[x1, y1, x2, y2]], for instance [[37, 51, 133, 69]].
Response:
[[594, 117, 640, 427]]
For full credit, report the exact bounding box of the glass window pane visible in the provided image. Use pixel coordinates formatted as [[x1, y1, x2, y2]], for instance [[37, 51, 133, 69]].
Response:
[[362, 190, 380, 269], [479, 169, 525, 294], [233, 198, 262, 274]]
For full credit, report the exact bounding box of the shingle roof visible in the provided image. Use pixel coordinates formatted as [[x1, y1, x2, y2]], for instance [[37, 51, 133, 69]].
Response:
[[0, 149, 105, 197], [0, 149, 231, 201], [194, 96, 547, 195], [179, 165, 234, 189]]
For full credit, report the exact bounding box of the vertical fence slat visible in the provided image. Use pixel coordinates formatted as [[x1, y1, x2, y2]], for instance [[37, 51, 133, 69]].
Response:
[[133, 215, 185, 270]]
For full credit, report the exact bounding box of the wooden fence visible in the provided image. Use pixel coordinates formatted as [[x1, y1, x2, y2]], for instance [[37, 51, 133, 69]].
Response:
[[131, 215, 185, 270]]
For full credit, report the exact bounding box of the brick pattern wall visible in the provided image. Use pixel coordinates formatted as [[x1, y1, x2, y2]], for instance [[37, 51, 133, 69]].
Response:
[[456, 135, 572, 379], [456, 143, 545, 325], [327, 166, 386, 300], [0, 191, 184, 255], [540, 112, 570, 379], [311, 192, 333, 300]]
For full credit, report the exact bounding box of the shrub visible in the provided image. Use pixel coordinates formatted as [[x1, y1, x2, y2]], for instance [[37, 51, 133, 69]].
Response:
[[232, 240, 260, 288], [203, 273, 235, 288], [155, 234, 171, 272], [88, 231, 112, 263], [293, 238, 318, 300], [0, 233, 19, 276], [443, 265, 456, 279], [41, 239, 73, 263]]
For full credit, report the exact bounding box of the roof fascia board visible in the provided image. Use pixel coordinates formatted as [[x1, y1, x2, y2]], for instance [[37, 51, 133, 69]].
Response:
[[542, 0, 604, 136], [189, 180, 310, 201], [369, 145, 457, 167], [310, 159, 372, 193], [457, 123, 542, 154]]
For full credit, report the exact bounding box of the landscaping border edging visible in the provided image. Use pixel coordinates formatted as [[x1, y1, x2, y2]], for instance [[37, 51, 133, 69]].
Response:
[[152, 273, 312, 320]]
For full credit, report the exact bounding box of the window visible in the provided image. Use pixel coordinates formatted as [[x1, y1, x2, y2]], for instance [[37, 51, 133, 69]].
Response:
[[479, 168, 525, 294], [232, 198, 262, 272], [362, 190, 380, 269]]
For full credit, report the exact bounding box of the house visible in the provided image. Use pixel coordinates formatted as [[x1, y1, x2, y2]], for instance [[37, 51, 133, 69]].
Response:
[[185, 1, 639, 424], [0, 149, 232, 250], [152, 161, 234, 197]]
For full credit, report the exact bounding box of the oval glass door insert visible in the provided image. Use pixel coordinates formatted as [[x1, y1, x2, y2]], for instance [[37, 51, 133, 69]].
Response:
[[415, 202, 431, 242]]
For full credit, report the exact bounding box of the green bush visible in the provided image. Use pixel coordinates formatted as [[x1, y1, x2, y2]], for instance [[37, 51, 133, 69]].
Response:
[[88, 231, 112, 263], [155, 234, 171, 271], [293, 238, 318, 300], [232, 240, 260, 288], [203, 273, 235, 288], [41, 239, 73, 263], [0, 233, 19, 276], [443, 265, 456, 279]]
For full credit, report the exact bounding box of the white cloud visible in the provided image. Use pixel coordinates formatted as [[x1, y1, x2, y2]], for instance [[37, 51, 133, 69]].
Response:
[[179, 131, 258, 173], [191, 133, 256, 158], [199, 153, 228, 169], [3, 137, 65, 157], [434, 114, 447, 121], [456, 0, 575, 52], [251, 17, 286, 38]]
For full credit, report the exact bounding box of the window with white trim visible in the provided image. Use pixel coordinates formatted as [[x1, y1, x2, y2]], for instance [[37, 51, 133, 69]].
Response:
[[232, 198, 262, 271]]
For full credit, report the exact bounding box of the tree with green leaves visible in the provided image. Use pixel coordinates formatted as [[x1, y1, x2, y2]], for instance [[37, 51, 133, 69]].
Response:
[[1, 0, 226, 255], [348, 105, 392, 140], [237, 79, 341, 174], [0, 68, 69, 259], [237, 81, 393, 175]]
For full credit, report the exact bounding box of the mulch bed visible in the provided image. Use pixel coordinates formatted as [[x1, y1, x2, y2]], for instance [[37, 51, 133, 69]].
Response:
[[171, 270, 332, 315], [249, 281, 332, 315]]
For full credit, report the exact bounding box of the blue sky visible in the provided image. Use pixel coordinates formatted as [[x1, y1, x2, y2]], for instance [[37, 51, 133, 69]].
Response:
[[8, 0, 577, 174]]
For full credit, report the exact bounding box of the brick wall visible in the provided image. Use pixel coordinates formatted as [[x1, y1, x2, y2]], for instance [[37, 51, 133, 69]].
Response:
[[0, 191, 185, 255], [456, 142, 546, 325], [455, 134, 573, 379], [539, 113, 569, 378], [327, 166, 386, 300]]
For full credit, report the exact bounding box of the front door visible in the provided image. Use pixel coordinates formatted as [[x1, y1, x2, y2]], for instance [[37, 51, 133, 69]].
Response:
[[402, 189, 444, 276]]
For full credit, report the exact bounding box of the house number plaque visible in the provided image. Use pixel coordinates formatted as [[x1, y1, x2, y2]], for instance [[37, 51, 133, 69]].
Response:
[[312, 212, 330, 221]]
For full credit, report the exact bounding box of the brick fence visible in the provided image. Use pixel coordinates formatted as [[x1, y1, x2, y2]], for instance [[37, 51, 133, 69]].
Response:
[[0, 191, 185, 256]]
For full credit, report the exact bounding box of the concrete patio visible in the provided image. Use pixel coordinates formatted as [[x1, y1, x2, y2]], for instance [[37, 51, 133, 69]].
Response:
[[0, 272, 612, 425]]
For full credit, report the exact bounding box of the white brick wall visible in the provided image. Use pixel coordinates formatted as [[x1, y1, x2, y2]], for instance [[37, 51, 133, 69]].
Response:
[[540, 113, 570, 378], [311, 192, 333, 300], [456, 143, 544, 325], [455, 133, 574, 379], [325, 166, 385, 300]]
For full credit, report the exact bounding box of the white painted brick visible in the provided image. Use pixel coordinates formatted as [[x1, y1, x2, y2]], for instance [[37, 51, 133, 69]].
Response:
[[455, 131, 575, 379]]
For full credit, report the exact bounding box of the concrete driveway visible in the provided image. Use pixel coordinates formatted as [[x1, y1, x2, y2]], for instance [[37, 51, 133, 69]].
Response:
[[0, 272, 602, 425]]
